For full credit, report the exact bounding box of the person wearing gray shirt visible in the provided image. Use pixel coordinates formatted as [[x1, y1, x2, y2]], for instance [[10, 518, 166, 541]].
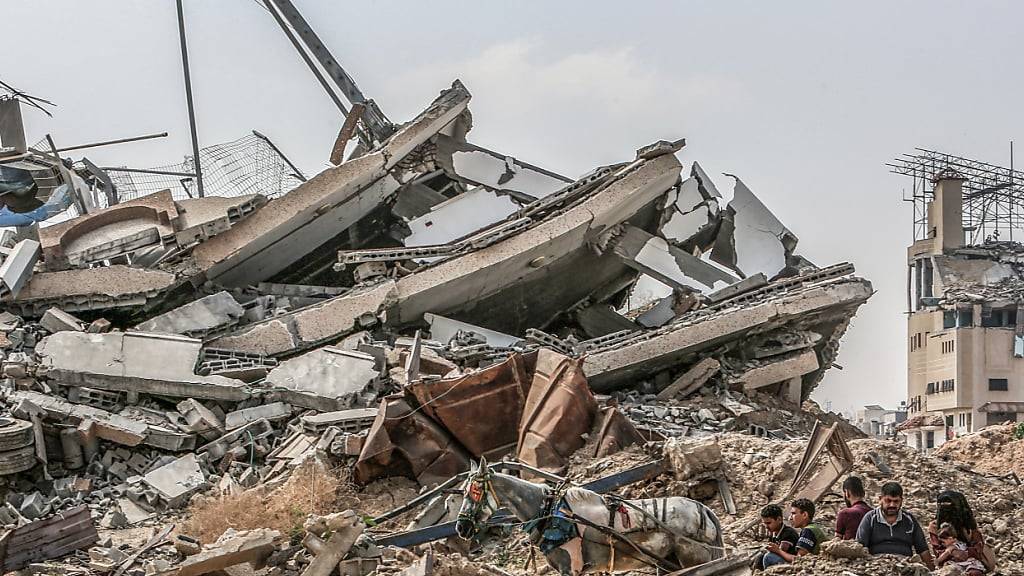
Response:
[[856, 481, 935, 570]]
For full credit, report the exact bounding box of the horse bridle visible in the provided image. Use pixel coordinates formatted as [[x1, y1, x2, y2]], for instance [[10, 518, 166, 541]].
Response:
[[457, 469, 500, 536]]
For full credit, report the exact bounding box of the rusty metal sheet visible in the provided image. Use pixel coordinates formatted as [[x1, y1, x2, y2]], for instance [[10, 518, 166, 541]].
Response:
[[354, 396, 470, 486], [0, 504, 98, 572], [407, 354, 529, 459], [594, 405, 647, 458], [516, 349, 597, 475]]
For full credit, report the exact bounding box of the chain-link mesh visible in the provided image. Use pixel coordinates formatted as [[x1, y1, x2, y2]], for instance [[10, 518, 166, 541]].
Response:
[[107, 132, 305, 203]]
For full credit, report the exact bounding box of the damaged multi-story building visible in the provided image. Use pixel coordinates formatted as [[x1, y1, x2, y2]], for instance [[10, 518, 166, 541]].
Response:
[[0, 3, 873, 570], [893, 149, 1024, 449]]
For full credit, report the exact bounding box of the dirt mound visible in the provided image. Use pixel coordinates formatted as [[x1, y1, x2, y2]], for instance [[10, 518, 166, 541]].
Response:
[[934, 423, 1024, 478]]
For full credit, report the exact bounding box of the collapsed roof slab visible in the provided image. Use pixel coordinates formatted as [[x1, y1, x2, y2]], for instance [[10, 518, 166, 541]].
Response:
[[36, 331, 250, 401], [387, 152, 683, 333], [208, 150, 681, 356], [583, 271, 872, 393], [187, 81, 471, 288], [7, 266, 177, 317]]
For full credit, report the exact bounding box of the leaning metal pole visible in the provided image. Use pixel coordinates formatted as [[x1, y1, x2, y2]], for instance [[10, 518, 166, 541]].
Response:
[[175, 0, 205, 197]]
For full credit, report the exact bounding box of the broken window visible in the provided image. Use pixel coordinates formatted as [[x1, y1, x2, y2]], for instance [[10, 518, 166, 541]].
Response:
[[987, 411, 1018, 426], [958, 308, 974, 327], [926, 430, 935, 449], [943, 311, 956, 329], [989, 378, 1009, 391]]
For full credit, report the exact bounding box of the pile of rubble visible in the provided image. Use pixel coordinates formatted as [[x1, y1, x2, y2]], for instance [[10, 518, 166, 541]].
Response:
[[934, 423, 1024, 479], [0, 28, 885, 576]]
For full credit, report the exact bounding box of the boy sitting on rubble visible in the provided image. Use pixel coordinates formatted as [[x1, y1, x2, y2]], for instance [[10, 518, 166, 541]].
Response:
[[765, 499, 826, 564], [754, 504, 800, 569], [936, 522, 987, 576]]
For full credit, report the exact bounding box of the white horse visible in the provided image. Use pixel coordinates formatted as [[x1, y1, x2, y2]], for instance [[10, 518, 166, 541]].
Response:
[[454, 461, 723, 576]]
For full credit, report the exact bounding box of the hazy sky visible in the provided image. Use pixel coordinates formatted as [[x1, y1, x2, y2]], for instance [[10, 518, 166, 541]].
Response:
[[5, 1, 1023, 413]]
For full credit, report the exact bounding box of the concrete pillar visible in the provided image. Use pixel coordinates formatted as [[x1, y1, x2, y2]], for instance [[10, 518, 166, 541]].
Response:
[[929, 174, 965, 252], [60, 428, 84, 470]]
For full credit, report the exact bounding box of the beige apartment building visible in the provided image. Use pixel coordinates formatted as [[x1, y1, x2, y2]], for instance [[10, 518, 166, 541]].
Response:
[[905, 171, 1024, 448]]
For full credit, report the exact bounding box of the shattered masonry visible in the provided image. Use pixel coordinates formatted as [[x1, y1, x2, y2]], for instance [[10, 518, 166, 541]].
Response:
[[0, 45, 873, 573]]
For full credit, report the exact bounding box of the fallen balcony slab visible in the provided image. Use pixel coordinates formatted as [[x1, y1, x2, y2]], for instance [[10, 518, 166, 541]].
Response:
[[36, 331, 250, 401]]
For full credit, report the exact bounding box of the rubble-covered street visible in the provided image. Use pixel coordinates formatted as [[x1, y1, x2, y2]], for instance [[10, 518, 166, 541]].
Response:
[[3, 2, 1024, 576]]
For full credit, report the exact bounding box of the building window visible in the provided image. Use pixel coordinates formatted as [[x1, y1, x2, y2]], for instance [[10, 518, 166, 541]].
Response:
[[989, 378, 1009, 391], [940, 379, 955, 392], [941, 340, 955, 354], [958, 309, 974, 327], [987, 411, 1018, 426], [926, 431, 935, 449], [967, 412, 972, 428], [943, 311, 956, 329], [926, 382, 935, 394]]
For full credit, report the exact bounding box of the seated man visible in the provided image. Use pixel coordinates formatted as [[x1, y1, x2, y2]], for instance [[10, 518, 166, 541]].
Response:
[[755, 504, 799, 570], [767, 499, 826, 564], [856, 481, 935, 570], [836, 475, 871, 540]]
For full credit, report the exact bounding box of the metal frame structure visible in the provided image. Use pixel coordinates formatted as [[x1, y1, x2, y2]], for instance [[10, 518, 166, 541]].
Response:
[[889, 146, 1021, 245]]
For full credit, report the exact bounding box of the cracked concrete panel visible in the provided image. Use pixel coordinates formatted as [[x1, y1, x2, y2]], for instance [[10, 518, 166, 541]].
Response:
[[731, 348, 820, 390], [190, 81, 471, 287], [208, 280, 396, 357], [37, 331, 249, 401], [389, 153, 682, 328], [633, 233, 738, 292], [660, 175, 719, 245], [265, 347, 380, 411], [584, 275, 872, 391], [713, 176, 797, 278], [134, 291, 245, 338], [405, 188, 520, 248], [436, 136, 572, 199], [204, 318, 297, 357]]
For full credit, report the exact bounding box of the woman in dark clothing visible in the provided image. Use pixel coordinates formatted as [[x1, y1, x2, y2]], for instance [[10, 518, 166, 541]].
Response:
[[927, 490, 992, 574]]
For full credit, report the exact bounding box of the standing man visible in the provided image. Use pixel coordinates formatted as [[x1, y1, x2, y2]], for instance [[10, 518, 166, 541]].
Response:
[[754, 504, 799, 570], [836, 476, 871, 540], [856, 482, 935, 570], [767, 499, 826, 563]]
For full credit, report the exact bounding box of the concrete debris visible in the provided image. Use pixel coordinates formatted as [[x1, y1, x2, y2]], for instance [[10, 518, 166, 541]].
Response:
[[0, 34, 886, 576], [134, 291, 245, 338]]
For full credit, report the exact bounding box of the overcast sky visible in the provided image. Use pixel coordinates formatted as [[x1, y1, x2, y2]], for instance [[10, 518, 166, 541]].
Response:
[[6, 1, 1023, 414]]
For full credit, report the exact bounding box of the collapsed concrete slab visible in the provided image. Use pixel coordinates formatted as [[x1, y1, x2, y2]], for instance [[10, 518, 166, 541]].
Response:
[[134, 291, 245, 338], [186, 81, 472, 288], [583, 264, 872, 398], [265, 347, 381, 411], [36, 331, 250, 401], [209, 145, 683, 357], [9, 265, 177, 316], [9, 390, 148, 446]]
